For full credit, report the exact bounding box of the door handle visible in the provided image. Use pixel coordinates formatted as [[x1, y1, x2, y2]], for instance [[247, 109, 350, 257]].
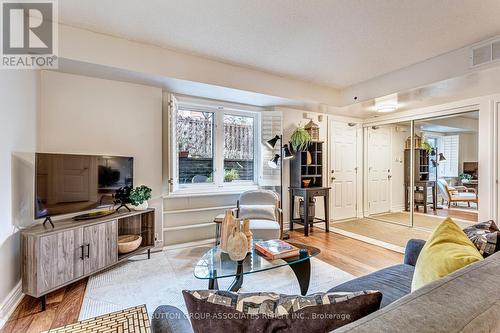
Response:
[[80, 245, 85, 260], [388, 175, 392, 180], [86, 244, 90, 258]]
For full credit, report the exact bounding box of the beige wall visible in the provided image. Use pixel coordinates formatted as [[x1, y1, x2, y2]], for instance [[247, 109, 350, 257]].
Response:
[[0, 71, 39, 325], [39, 71, 164, 241]]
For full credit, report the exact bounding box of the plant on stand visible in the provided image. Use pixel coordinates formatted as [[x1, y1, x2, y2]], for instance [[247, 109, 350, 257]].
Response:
[[290, 126, 311, 152], [129, 185, 152, 211]]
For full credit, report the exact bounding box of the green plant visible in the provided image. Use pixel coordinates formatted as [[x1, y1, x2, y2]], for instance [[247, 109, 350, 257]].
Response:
[[459, 173, 472, 181], [224, 169, 240, 182], [421, 141, 433, 154], [290, 127, 311, 152], [129, 185, 152, 205]]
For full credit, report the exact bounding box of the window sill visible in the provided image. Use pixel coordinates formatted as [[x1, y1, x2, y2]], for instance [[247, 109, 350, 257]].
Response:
[[163, 184, 259, 198]]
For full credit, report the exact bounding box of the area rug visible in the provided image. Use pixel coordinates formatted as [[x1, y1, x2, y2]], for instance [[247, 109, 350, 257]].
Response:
[[46, 305, 150, 333], [79, 246, 355, 320]]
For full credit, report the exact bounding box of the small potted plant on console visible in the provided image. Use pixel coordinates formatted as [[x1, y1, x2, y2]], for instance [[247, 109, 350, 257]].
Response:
[[129, 185, 152, 211]]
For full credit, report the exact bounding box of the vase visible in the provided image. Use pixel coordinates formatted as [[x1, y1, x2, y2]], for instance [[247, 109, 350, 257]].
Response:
[[306, 151, 313, 165], [243, 218, 253, 251], [132, 201, 148, 211], [220, 210, 236, 252], [226, 221, 248, 261]]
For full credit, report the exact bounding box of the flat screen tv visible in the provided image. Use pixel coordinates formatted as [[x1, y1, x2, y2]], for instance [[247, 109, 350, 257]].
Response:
[[35, 153, 134, 219]]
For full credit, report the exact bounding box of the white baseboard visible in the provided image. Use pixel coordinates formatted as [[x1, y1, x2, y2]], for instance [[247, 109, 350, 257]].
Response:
[[330, 227, 405, 254], [0, 281, 24, 329], [163, 238, 214, 251]]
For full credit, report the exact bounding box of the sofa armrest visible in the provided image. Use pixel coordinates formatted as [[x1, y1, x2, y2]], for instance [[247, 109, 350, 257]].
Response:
[[152, 306, 193, 333], [404, 239, 426, 266]]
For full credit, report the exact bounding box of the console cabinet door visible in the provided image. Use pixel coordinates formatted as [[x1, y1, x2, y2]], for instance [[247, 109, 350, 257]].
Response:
[[38, 229, 84, 294], [83, 221, 117, 275]]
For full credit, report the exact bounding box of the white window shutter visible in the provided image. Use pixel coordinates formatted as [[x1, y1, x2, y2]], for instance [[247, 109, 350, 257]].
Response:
[[440, 135, 459, 178], [259, 111, 282, 186], [168, 93, 179, 192]]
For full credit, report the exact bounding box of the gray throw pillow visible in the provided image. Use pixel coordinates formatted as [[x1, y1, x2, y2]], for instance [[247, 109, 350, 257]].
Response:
[[183, 290, 382, 333], [463, 220, 500, 257], [239, 204, 276, 221]]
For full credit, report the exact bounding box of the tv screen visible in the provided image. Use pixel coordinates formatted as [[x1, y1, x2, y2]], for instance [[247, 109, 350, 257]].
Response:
[[35, 153, 133, 219]]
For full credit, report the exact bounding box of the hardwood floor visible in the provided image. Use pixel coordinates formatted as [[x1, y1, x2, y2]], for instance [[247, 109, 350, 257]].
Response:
[[1, 279, 87, 333], [418, 206, 478, 222], [288, 229, 403, 277], [2, 229, 403, 332]]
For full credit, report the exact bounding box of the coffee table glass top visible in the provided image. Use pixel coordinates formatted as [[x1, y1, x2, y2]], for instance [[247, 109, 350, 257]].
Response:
[[194, 241, 320, 280]]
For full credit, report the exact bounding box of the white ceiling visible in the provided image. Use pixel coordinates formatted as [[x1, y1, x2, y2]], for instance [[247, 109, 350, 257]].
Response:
[[59, 0, 500, 89]]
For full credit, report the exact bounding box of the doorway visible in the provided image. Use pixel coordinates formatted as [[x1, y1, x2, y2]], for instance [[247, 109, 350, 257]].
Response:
[[329, 120, 358, 220]]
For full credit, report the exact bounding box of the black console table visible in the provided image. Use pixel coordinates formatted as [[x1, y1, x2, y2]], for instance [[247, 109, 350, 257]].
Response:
[[289, 187, 330, 236]]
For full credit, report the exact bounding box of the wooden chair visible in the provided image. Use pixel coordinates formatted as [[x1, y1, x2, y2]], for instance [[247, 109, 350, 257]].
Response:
[[437, 178, 478, 208]]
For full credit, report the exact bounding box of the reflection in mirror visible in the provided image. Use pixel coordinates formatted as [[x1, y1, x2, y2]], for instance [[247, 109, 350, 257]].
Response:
[[413, 111, 479, 229], [366, 121, 412, 226]]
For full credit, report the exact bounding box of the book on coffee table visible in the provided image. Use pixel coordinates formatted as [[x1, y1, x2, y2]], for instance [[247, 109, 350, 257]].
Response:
[[255, 239, 300, 260]]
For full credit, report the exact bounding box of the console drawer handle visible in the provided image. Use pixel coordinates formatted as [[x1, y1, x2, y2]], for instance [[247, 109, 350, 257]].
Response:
[[86, 244, 90, 258], [80, 245, 85, 260]]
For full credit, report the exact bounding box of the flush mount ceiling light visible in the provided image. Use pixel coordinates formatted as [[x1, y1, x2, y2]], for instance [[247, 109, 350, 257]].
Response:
[[374, 94, 398, 113]]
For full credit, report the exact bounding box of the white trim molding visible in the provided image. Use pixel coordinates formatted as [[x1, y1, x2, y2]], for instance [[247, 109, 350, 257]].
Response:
[[0, 281, 23, 329]]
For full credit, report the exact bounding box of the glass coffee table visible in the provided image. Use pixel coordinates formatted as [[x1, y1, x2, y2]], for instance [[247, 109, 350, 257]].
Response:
[[194, 241, 320, 296]]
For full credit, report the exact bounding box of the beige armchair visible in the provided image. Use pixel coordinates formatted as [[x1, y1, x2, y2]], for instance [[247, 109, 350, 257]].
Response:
[[437, 178, 478, 208], [235, 190, 283, 240]]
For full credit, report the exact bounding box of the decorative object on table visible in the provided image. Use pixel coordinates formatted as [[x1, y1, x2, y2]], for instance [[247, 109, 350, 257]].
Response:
[[226, 220, 248, 261], [304, 119, 320, 141], [118, 234, 143, 254], [306, 151, 313, 165], [114, 186, 133, 212], [405, 133, 422, 149], [220, 209, 236, 252], [129, 185, 152, 210], [182, 289, 381, 333], [255, 239, 300, 260], [290, 126, 311, 152], [265, 134, 294, 240], [460, 172, 473, 183], [42, 305, 150, 333], [242, 218, 253, 251], [302, 179, 311, 188], [299, 197, 316, 223]]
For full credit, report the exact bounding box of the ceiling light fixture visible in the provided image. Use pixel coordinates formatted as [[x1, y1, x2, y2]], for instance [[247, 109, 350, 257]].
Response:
[[374, 94, 398, 113]]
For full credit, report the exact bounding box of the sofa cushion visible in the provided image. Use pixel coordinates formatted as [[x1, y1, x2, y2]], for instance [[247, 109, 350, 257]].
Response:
[[329, 264, 414, 308], [463, 220, 500, 257], [334, 251, 500, 333], [249, 219, 280, 240], [183, 290, 382, 333], [411, 218, 483, 291]]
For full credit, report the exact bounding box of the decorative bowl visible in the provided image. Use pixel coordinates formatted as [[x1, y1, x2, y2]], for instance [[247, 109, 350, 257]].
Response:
[[302, 179, 311, 188], [118, 234, 142, 254]]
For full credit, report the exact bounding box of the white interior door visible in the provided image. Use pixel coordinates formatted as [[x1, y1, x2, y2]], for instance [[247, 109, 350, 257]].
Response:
[[329, 121, 357, 220], [368, 127, 391, 214]]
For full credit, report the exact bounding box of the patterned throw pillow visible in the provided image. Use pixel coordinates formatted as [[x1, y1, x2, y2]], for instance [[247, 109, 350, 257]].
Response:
[[183, 290, 382, 333], [463, 220, 500, 257]]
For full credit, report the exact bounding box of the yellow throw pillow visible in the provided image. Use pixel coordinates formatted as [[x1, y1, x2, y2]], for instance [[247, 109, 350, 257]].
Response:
[[411, 218, 483, 291]]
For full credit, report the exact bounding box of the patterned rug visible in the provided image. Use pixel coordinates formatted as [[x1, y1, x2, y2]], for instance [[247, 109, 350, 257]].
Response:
[[80, 245, 355, 320], [44, 305, 150, 332]]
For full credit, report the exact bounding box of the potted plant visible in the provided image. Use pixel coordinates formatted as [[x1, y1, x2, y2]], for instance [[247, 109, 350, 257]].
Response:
[[224, 169, 240, 182], [290, 126, 311, 152], [459, 173, 472, 184], [421, 141, 433, 154], [178, 135, 190, 158], [129, 185, 152, 211]]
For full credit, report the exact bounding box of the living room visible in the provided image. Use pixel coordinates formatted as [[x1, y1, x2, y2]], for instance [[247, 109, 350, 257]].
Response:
[[2, 1, 500, 332]]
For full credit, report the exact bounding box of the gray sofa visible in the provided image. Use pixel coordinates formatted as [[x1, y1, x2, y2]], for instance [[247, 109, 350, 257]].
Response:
[[152, 239, 500, 332]]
